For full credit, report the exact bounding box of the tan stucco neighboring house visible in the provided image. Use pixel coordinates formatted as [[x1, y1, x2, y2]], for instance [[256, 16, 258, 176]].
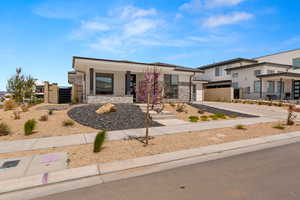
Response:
[[69, 56, 205, 104]]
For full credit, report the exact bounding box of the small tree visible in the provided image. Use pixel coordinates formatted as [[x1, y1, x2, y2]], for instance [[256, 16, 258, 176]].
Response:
[[6, 68, 36, 102], [7, 68, 25, 102], [138, 67, 163, 146]]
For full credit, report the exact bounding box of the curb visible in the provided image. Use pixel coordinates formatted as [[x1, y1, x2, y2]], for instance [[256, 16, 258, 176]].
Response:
[[1, 131, 300, 197]]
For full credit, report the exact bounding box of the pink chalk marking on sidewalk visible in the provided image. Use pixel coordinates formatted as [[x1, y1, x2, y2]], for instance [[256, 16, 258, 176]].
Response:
[[42, 172, 48, 184], [41, 154, 59, 166]]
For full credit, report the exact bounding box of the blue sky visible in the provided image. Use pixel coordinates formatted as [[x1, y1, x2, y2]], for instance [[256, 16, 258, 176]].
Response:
[[1, 0, 300, 90]]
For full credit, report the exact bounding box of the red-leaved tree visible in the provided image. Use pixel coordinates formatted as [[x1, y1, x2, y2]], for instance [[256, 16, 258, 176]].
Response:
[[137, 67, 163, 145]]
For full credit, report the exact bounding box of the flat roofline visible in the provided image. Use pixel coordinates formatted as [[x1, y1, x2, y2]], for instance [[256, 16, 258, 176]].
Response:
[[254, 48, 300, 60], [225, 62, 292, 71], [198, 58, 257, 70], [72, 56, 203, 73], [256, 72, 300, 78]]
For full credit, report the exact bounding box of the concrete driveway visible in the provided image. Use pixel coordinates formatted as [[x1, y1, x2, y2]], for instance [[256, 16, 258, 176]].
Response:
[[200, 101, 292, 120]]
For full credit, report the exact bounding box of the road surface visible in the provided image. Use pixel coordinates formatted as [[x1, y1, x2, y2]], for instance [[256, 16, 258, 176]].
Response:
[[35, 142, 300, 200]]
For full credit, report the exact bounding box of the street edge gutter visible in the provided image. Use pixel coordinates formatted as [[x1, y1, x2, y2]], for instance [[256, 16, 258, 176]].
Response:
[[1, 131, 300, 199]]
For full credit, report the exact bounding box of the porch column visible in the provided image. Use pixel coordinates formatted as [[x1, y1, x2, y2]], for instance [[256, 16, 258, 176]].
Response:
[[292, 79, 295, 100], [279, 78, 283, 100], [89, 68, 94, 95], [189, 75, 193, 102], [260, 78, 263, 99], [125, 71, 131, 95]]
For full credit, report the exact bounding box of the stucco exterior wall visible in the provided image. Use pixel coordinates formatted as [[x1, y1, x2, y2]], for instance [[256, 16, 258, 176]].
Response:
[[203, 87, 233, 102], [256, 49, 300, 65]]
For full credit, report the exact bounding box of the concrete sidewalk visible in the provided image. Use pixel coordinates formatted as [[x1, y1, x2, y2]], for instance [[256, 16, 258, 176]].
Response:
[[1, 131, 300, 199], [0, 117, 279, 154]]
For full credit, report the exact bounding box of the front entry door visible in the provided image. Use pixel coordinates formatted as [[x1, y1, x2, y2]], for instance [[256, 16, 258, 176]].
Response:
[[129, 74, 136, 101], [293, 80, 300, 100], [234, 89, 240, 99]]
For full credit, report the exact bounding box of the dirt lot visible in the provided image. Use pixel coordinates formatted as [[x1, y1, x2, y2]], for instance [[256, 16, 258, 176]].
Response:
[[0, 103, 97, 141], [0, 121, 299, 168]]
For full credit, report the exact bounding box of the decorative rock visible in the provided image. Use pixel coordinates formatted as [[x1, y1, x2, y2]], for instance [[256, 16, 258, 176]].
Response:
[[96, 103, 117, 114]]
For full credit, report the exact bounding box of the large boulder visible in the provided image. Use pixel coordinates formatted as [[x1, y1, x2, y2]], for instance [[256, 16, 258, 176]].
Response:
[[96, 103, 117, 114]]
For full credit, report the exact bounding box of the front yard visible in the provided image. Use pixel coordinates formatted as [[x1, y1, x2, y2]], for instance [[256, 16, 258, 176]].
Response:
[[0, 103, 97, 141], [0, 120, 299, 168]]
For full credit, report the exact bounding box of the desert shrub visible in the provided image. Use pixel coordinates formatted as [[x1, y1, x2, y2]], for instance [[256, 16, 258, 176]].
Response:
[[24, 119, 37, 135], [257, 101, 263, 105], [277, 102, 283, 107], [13, 111, 21, 120], [20, 104, 29, 112], [4, 100, 16, 111], [209, 115, 219, 120], [62, 120, 75, 127], [169, 102, 176, 107], [93, 131, 106, 153], [176, 104, 185, 112], [39, 115, 48, 122], [0, 105, 3, 109], [0, 122, 11, 136], [48, 109, 54, 115], [189, 116, 199, 122], [235, 124, 246, 130], [273, 124, 285, 130], [229, 115, 237, 118], [200, 115, 209, 121], [215, 113, 226, 119], [29, 97, 44, 105]]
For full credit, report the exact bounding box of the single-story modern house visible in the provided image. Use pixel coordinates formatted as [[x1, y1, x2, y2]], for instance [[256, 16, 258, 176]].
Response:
[[68, 56, 205, 104]]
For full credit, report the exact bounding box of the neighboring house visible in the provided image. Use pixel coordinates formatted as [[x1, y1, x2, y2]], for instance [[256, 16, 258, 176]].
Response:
[[69, 56, 205, 104], [198, 48, 300, 100]]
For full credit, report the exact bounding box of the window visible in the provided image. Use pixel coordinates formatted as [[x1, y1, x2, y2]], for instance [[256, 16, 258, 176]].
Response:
[[232, 73, 238, 78], [245, 87, 251, 94], [96, 73, 114, 95], [215, 67, 221, 76], [164, 74, 179, 99], [254, 70, 261, 76], [277, 81, 284, 93], [267, 81, 275, 93], [254, 80, 261, 93], [293, 58, 300, 68], [267, 70, 275, 74], [232, 82, 239, 89], [225, 66, 231, 75]]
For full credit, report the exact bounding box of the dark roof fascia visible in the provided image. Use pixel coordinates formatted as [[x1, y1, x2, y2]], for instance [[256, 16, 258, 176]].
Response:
[[204, 80, 232, 84], [72, 56, 203, 73], [254, 48, 300, 60], [198, 58, 257, 70], [256, 72, 300, 78], [226, 62, 293, 71]]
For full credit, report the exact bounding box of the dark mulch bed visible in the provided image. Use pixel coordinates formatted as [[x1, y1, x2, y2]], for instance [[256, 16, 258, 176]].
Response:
[[189, 103, 259, 118], [67, 104, 164, 131]]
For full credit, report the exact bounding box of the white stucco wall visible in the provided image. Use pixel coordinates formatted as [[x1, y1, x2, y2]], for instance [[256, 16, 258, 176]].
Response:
[[256, 49, 300, 65]]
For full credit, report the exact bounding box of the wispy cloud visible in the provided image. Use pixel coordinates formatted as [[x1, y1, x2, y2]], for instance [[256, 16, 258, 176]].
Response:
[[179, 0, 202, 12], [205, 0, 246, 8], [179, 0, 246, 11], [203, 12, 253, 28]]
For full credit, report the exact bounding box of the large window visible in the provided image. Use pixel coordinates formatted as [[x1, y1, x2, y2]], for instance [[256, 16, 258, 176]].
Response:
[[293, 58, 300, 68], [96, 73, 114, 95], [267, 70, 275, 74], [254, 80, 261, 93], [215, 67, 221, 76], [254, 70, 261, 76], [232, 72, 238, 78], [277, 81, 284, 93], [267, 81, 275, 93], [232, 82, 239, 89], [164, 74, 179, 99]]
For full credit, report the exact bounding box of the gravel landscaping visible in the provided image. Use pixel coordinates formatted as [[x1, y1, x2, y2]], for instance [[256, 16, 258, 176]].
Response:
[[67, 104, 163, 131], [189, 103, 259, 118]]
